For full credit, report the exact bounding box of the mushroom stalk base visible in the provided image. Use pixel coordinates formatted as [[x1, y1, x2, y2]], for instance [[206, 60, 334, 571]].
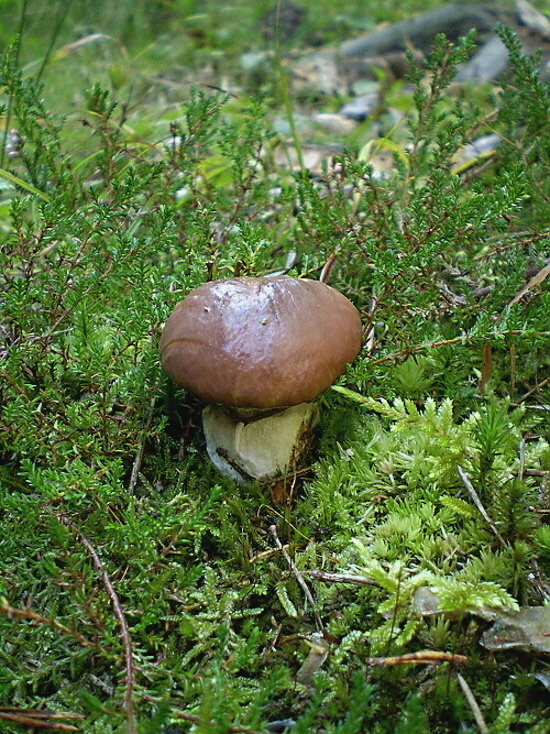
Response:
[[202, 403, 319, 483]]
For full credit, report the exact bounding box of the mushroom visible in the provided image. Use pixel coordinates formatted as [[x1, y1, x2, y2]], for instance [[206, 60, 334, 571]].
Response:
[[159, 275, 362, 482]]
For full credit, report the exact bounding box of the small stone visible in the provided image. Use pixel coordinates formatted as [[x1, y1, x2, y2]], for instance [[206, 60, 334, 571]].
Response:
[[312, 113, 357, 134]]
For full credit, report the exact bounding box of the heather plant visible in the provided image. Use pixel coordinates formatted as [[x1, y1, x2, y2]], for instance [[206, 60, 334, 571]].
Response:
[[0, 14, 549, 734]]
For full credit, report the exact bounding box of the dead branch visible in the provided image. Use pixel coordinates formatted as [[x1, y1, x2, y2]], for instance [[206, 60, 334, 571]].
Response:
[[0, 707, 83, 731], [369, 330, 550, 367], [457, 466, 508, 546], [508, 261, 550, 307], [366, 650, 468, 666], [269, 524, 323, 632], [307, 569, 378, 587], [140, 694, 271, 734], [58, 516, 137, 734], [128, 395, 157, 494], [0, 602, 97, 649], [457, 673, 489, 734]]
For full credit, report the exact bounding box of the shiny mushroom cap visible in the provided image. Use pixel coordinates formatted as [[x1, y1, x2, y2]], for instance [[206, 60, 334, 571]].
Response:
[[159, 275, 362, 410]]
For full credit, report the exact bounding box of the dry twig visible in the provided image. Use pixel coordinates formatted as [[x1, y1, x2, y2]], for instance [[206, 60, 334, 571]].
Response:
[[369, 330, 549, 366], [172, 711, 266, 733], [457, 466, 507, 546], [0, 707, 84, 731], [457, 673, 489, 734], [366, 650, 468, 667], [128, 395, 157, 494], [363, 292, 379, 355], [58, 516, 137, 734], [140, 694, 271, 734], [269, 524, 323, 632], [517, 376, 549, 404], [518, 438, 526, 481], [307, 569, 378, 587], [0, 602, 97, 648], [508, 260, 550, 307]]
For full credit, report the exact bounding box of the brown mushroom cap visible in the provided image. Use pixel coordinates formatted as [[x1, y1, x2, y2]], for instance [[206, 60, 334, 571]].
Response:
[[159, 275, 362, 409]]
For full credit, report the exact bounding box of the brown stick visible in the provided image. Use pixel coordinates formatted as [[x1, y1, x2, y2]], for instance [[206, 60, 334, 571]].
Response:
[[307, 570, 378, 587], [0, 707, 83, 731], [508, 261, 550, 307], [366, 650, 468, 666], [141, 692, 287, 734], [0, 602, 97, 649], [168, 710, 267, 734], [369, 330, 549, 367], [517, 376, 549, 404], [457, 466, 507, 546], [128, 396, 157, 494], [58, 517, 137, 734], [457, 673, 489, 734], [269, 525, 324, 632]]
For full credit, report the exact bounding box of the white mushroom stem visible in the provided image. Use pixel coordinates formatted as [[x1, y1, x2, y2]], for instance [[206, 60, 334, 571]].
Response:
[[202, 403, 319, 483]]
